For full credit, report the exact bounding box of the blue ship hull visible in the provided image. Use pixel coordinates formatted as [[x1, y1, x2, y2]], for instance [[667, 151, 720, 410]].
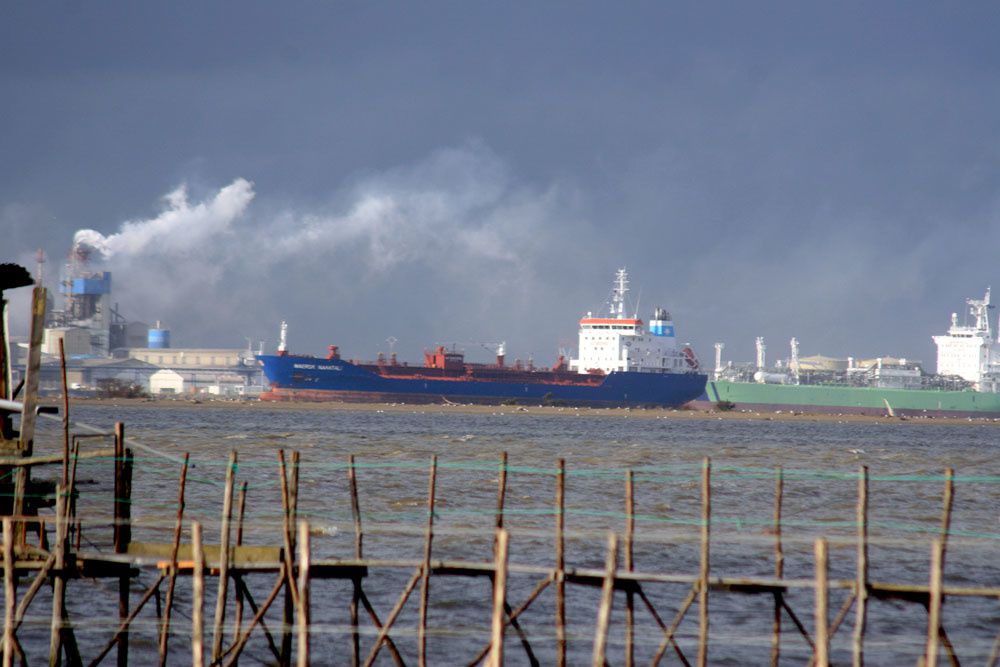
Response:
[[258, 354, 707, 408]]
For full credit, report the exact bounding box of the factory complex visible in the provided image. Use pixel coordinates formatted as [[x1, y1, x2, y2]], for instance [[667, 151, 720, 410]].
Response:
[[15, 240, 262, 398]]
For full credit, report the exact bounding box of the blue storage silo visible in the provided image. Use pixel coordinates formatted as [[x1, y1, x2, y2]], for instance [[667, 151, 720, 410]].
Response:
[[148, 324, 171, 349]]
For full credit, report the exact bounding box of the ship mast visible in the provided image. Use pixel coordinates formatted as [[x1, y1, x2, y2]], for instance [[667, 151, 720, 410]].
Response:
[[612, 268, 629, 319]]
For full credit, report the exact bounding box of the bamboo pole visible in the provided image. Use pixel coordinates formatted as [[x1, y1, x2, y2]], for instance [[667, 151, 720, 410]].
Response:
[[592, 532, 618, 667], [212, 450, 238, 662], [418, 456, 438, 667], [495, 451, 508, 548], [0, 448, 117, 468], [814, 538, 829, 667], [48, 485, 67, 667], [771, 465, 784, 667], [3, 518, 15, 667], [192, 522, 205, 667], [297, 521, 311, 667], [852, 465, 869, 667], [625, 469, 635, 667], [925, 539, 944, 667], [58, 338, 69, 487], [939, 468, 954, 571], [697, 457, 711, 667], [348, 455, 362, 667], [159, 453, 189, 667], [363, 571, 422, 667], [114, 422, 131, 667], [86, 574, 167, 667], [13, 287, 46, 546], [555, 458, 566, 667], [278, 450, 298, 665], [488, 528, 510, 667], [223, 576, 287, 667], [231, 481, 248, 665], [13, 555, 54, 633]]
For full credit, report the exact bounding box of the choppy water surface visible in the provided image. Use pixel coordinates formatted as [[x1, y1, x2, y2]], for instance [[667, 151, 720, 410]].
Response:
[[26, 404, 1000, 664]]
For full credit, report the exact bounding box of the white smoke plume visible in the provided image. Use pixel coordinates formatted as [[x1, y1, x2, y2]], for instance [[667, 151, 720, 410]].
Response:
[[72, 178, 255, 260], [56, 144, 584, 353]]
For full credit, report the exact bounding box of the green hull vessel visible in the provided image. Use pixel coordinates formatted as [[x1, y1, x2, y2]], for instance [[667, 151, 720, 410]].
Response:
[[696, 381, 1000, 417]]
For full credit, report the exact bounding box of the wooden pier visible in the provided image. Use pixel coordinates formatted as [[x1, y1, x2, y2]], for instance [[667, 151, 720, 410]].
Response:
[[3, 279, 1000, 666]]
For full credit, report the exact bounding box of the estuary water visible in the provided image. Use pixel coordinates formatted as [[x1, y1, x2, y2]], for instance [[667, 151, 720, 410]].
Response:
[[23, 403, 1000, 665]]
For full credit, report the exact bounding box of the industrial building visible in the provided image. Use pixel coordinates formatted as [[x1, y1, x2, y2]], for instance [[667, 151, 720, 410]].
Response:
[[25, 240, 264, 398]]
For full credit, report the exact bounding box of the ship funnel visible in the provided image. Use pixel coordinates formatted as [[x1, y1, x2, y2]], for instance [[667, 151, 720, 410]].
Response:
[[649, 307, 674, 337], [278, 321, 288, 356]]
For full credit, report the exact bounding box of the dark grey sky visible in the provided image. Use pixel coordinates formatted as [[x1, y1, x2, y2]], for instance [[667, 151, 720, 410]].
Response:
[[3, 2, 999, 368]]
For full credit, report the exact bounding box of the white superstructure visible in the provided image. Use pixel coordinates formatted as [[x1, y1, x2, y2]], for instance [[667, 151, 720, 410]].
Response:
[[569, 269, 696, 375], [933, 288, 1000, 391]]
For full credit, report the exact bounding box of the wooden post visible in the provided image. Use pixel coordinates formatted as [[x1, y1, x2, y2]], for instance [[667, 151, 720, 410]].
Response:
[[348, 455, 362, 667], [771, 465, 784, 667], [279, 450, 298, 666], [852, 465, 869, 667], [3, 518, 15, 667], [697, 457, 711, 667], [13, 286, 46, 545], [159, 453, 189, 667], [925, 539, 944, 667], [555, 458, 566, 667], [814, 538, 829, 667], [232, 480, 248, 663], [592, 532, 618, 667], [624, 469, 635, 667], [488, 528, 510, 667], [48, 485, 68, 666], [192, 522, 205, 667], [939, 468, 954, 571], [212, 450, 238, 662], [114, 422, 132, 667], [297, 521, 311, 667], [59, 338, 70, 487], [495, 452, 508, 538], [418, 456, 438, 667]]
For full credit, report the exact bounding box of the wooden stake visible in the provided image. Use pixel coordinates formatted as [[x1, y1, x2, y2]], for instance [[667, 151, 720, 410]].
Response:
[[231, 481, 248, 665], [3, 518, 15, 667], [925, 539, 944, 667], [159, 453, 189, 667], [278, 450, 298, 665], [852, 465, 869, 667], [940, 468, 954, 572], [488, 528, 510, 667], [495, 451, 508, 532], [58, 338, 69, 487], [814, 538, 829, 667], [114, 423, 132, 667], [297, 521, 311, 667], [192, 522, 205, 667], [771, 465, 784, 667], [48, 485, 68, 666], [14, 286, 46, 545], [348, 455, 362, 667], [697, 457, 711, 667], [212, 450, 238, 662], [625, 470, 635, 667], [418, 455, 438, 667], [363, 570, 422, 667], [555, 458, 566, 667], [592, 532, 618, 667]]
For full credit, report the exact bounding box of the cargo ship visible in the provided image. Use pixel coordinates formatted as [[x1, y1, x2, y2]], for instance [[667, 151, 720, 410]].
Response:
[[694, 289, 1000, 417], [258, 269, 707, 407]]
